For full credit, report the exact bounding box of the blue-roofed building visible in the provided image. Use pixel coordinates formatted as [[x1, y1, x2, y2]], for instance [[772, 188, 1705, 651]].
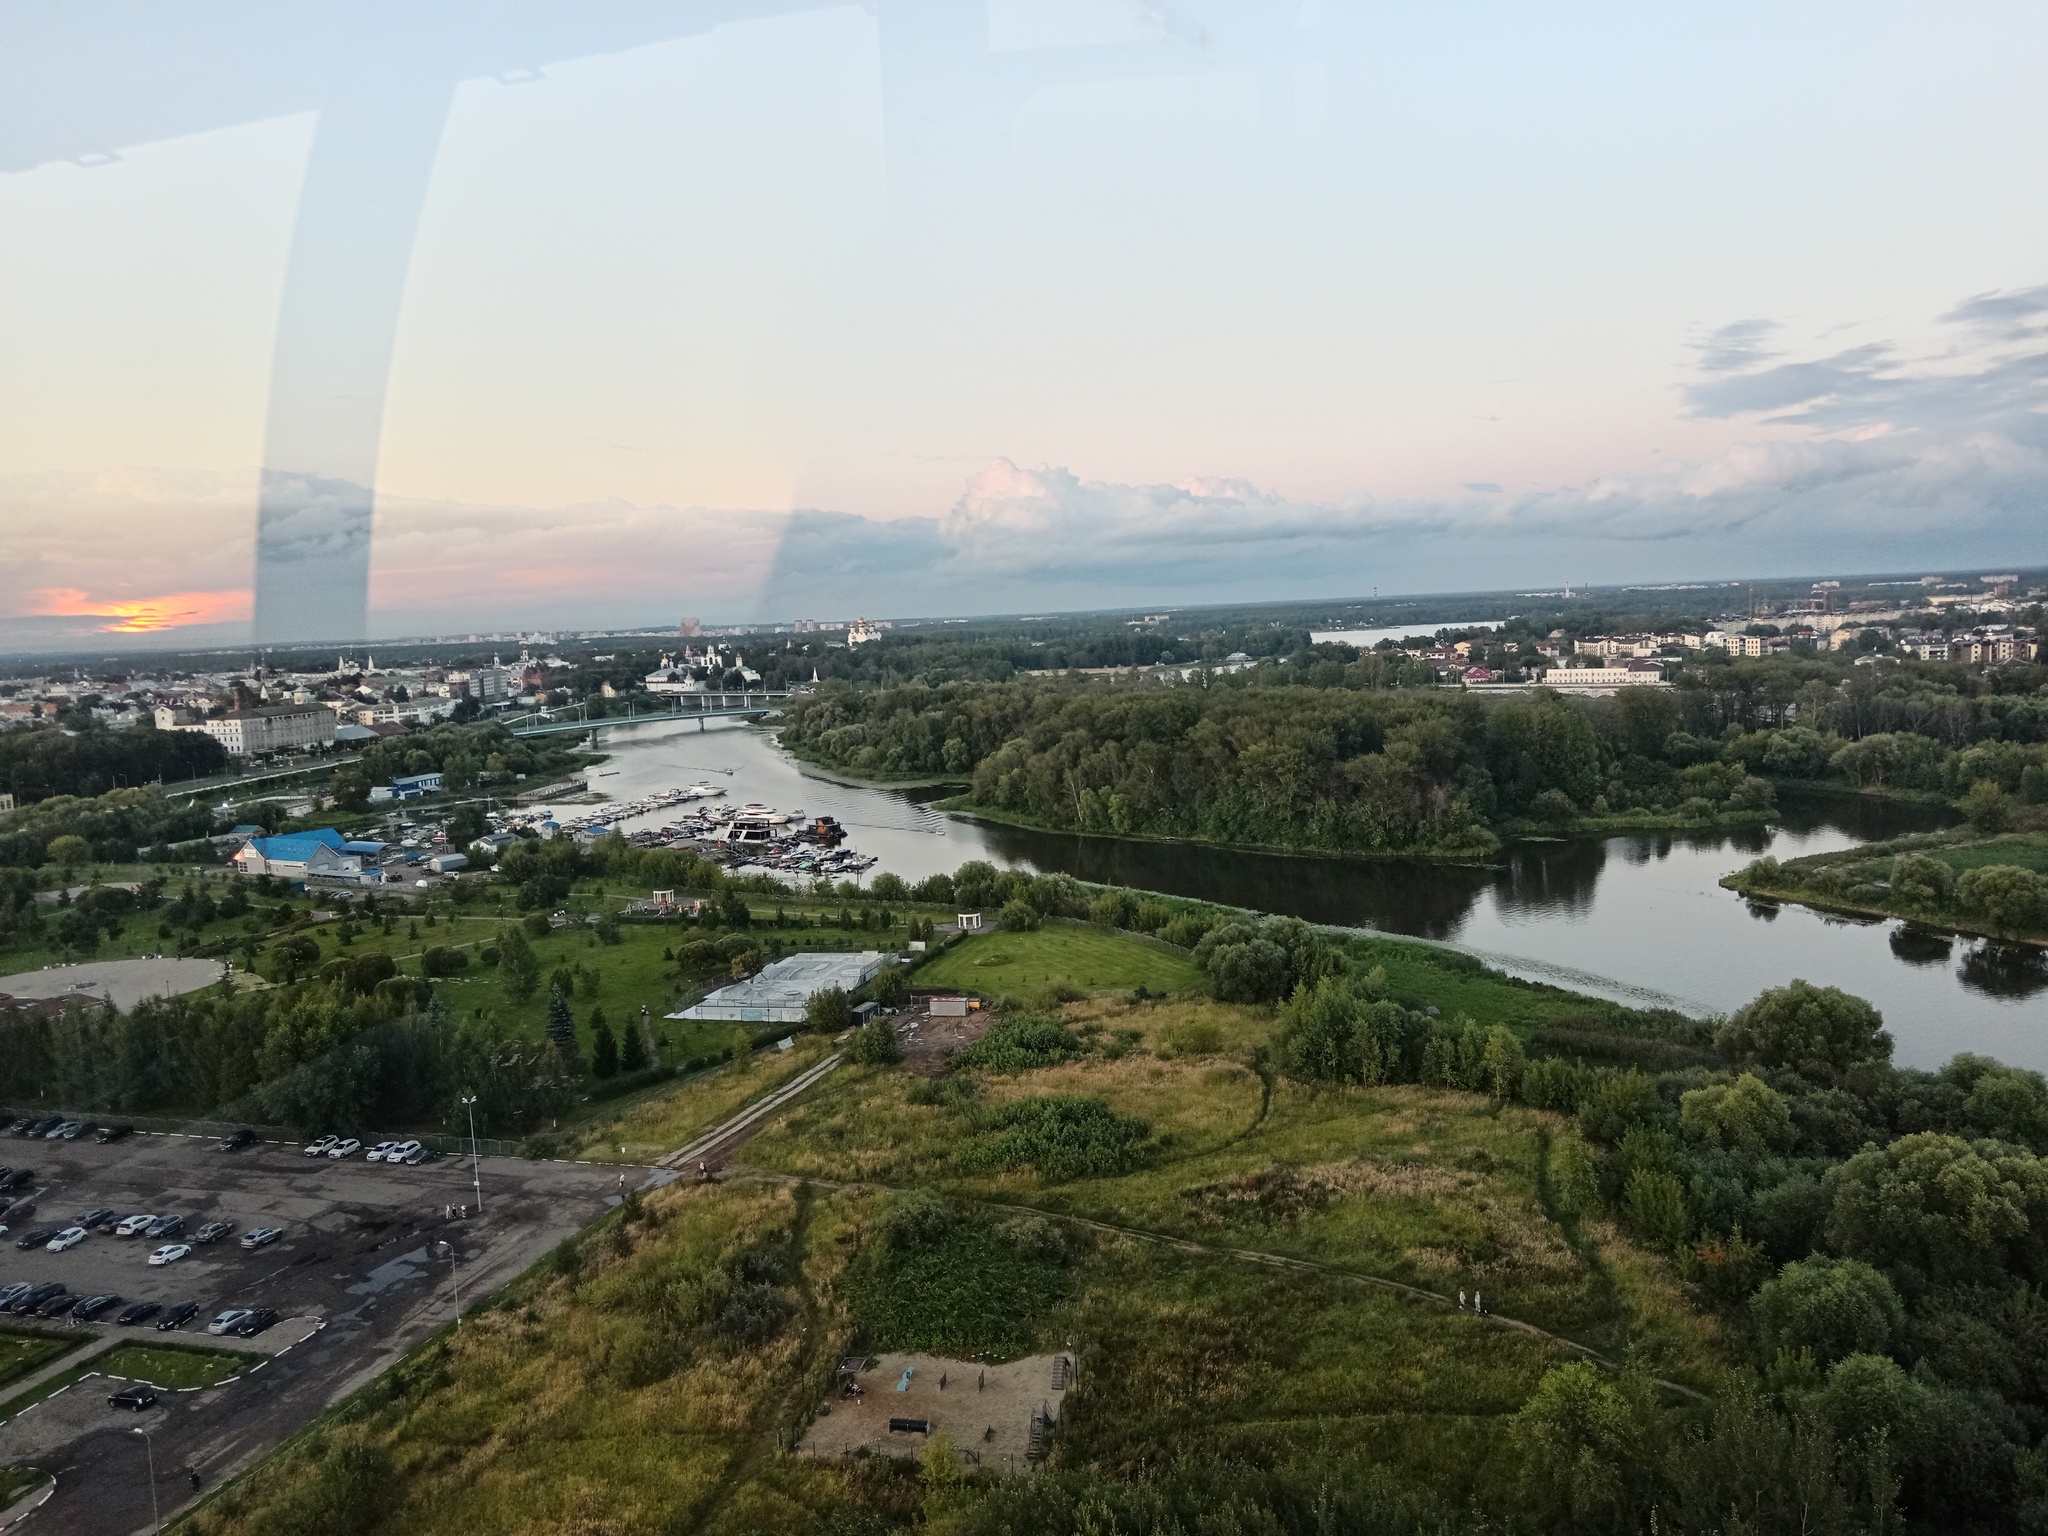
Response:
[[232, 827, 350, 879]]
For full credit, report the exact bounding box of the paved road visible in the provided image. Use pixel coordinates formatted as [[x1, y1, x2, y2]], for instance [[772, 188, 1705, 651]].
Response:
[[0, 957, 224, 1012]]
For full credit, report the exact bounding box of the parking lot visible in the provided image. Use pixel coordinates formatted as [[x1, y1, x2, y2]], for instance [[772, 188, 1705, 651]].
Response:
[[0, 1130, 632, 1534]]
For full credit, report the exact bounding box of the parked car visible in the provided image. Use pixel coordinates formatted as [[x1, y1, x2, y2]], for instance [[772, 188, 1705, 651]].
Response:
[[6, 1283, 64, 1315], [114, 1214, 156, 1237], [94, 1123, 134, 1144], [46, 1226, 88, 1252], [228, 1307, 279, 1337], [72, 1293, 121, 1321], [205, 1308, 253, 1335], [217, 1128, 256, 1152], [44, 1121, 84, 1140], [0, 1168, 28, 1193], [147, 1243, 192, 1267], [107, 1384, 159, 1411], [388, 1140, 423, 1164], [302, 1134, 339, 1157], [363, 1141, 400, 1162], [0, 1282, 31, 1310], [92, 1211, 133, 1234], [116, 1301, 162, 1326], [404, 1144, 435, 1165], [33, 1292, 77, 1317], [14, 1228, 58, 1250], [74, 1207, 117, 1229], [144, 1215, 185, 1240], [15, 1117, 60, 1139], [155, 1301, 199, 1331], [194, 1220, 235, 1245], [326, 1138, 361, 1160], [239, 1227, 283, 1250]]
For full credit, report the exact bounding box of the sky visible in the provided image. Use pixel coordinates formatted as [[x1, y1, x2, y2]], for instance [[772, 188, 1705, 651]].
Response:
[[2, 2, 2045, 649]]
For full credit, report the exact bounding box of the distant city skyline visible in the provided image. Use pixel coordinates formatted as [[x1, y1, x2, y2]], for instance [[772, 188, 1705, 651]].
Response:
[[4, 3, 2046, 650]]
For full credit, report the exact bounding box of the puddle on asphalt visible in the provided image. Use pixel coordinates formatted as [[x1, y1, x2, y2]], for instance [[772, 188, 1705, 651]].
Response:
[[346, 1246, 428, 1296]]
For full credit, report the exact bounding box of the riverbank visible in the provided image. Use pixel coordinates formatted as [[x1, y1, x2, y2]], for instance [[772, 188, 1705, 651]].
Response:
[[937, 794, 1778, 863], [1721, 828, 2048, 949]]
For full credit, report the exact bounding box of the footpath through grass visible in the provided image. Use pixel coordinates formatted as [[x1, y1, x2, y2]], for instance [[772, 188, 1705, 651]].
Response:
[[914, 923, 1203, 1000]]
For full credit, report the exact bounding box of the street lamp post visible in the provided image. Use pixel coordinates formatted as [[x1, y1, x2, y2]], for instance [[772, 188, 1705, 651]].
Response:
[[460, 1093, 483, 1214], [133, 1425, 162, 1535]]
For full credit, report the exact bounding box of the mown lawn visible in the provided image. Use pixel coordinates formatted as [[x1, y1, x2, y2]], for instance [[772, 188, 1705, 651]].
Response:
[[0, 1328, 86, 1392], [915, 924, 1203, 1000], [99, 1341, 252, 1389]]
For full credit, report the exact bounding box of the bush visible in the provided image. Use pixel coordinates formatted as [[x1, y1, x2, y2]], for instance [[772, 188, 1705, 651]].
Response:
[[958, 1095, 1150, 1181], [1889, 852, 1956, 906], [952, 1014, 1081, 1072], [849, 1017, 902, 1065], [419, 945, 468, 977], [715, 1281, 791, 1345], [997, 898, 1039, 932]]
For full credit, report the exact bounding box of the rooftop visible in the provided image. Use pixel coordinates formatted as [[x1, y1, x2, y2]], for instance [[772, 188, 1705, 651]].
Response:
[[672, 950, 885, 1024]]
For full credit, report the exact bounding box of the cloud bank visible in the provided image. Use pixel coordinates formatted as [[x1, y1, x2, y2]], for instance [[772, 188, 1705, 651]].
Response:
[[3, 284, 2043, 650]]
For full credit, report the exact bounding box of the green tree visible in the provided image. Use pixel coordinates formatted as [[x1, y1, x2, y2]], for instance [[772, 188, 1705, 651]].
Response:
[[1280, 977, 1359, 1083], [545, 982, 580, 1069], [1481, 1025, 1526, 1101], [589, 1007, 618, 1079], [997, 898, 1039, 931], [869, 961, 911, 1007], [1751, 1256, 1903, 1365], [1717, 980, 1892, 1081], [45, 833, 91, 875], [1509, 1361, 1653, 1534], [1624, 1167, 1690, 1248], [1889, 852, 1956, 906], [849, 1016, 902, 1065], [498, 926, 540, 1001], [619, 1014, 649, 1072], [1956, 864, 2047, 934], [329, 768, 371, 811], [1961, 777, 2016, 833], [805, 985, 852, 1033], [1550, 1131, 1600, 1216], [1824, 1132, 2048, 1289], [1680, 1072, 1794, 1156], [1575, 1069, 1662, 1144]]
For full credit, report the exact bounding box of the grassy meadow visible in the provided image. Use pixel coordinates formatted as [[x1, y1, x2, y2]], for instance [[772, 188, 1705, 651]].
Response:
[[913, 923, 1203, 1000]]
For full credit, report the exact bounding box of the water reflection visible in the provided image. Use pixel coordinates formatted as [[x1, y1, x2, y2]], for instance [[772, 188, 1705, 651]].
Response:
[[1889, 926, 1955, 967], [1957, 942, 2048, 1001]]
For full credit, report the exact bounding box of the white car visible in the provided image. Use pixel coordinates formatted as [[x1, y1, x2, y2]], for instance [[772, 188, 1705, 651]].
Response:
[[147, 1243, 192, 1267], [205, 1309, 253, 1336], [115, 1214, 156, 1237], [387, 1140, 422, 1165], [302, 1135, 339, 1157], [364, 1141, 400, 1163], [46, 1226, 87, 1252], [326, 1138, 361, 1160], [239, 1227, 283, 1250]]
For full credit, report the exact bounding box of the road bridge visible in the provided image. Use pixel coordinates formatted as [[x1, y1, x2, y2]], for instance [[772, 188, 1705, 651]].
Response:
[[504, 692, 793, 738]]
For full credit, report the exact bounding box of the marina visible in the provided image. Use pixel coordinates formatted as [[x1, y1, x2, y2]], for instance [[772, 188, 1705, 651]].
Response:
[[501, 778, 880, 879]]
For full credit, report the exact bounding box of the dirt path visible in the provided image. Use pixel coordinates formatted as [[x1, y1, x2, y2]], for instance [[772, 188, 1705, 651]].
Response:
[[730, 1169, 1708, 1403], [653, 1052, 844, 1172]]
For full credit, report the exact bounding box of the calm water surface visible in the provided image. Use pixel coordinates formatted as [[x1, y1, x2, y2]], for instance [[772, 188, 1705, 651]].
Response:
[[575, 721, 2046, 1071]]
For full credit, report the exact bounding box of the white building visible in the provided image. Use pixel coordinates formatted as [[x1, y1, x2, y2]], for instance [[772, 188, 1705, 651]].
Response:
[[187, 705, 337, 757]]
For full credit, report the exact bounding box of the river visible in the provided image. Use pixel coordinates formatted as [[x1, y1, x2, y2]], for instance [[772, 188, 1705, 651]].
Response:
[[566, 719, 2046, 1071]]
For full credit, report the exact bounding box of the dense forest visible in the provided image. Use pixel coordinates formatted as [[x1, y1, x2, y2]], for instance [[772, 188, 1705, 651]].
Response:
[[0, 719, 226, 804], [780, 648, 2048, 857]]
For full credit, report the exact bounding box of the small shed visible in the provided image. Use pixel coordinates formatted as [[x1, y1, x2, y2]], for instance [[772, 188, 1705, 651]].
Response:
[[851, 1000, 879, 1024], [930, 996, 968, 1018]]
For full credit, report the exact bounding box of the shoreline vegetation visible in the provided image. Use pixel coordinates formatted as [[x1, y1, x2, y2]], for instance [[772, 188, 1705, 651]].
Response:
[[931, 792, 1780, 860], [1724, 828, 2048, 948]]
